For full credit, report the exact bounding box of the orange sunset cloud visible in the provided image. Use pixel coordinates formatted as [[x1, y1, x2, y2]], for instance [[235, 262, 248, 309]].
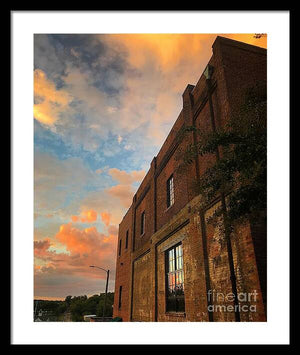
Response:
[[71, 210, 98, 223], [101, 212, 111, 227], [34, 69, 72, 126], [106, 184, 134, 208], [102, 34, 266, 71], [108, 168, 145, 185], [35, 223, 117, 282]]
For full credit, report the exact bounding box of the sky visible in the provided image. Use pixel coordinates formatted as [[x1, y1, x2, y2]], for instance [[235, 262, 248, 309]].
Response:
[[34, 33, 267, 300]]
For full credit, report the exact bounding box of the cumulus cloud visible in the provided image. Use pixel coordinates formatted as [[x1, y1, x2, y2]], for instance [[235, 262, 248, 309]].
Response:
[[56, 223, 112, 255], [106, 184, 134, 208], [34, 34, 214, 153], [35, 34, 267, 152], [71, 210, 98, 223], [34, 238, 52, 258], [35, 222, 117, 295], [71, 215, 79, 223], [79, 189, 125, 226], [107, 225, 118, 236], [103, 168, 145, 208], [95, 34, 216, 145], [108, 168, 145, 185], [98, 33, 267, 146], [101, 34, 212, 70], [74, 168, 145, 229], [34, 69, 73, 125], [34, 151, 103, 214], [77, 168, 144, 226], [34, 34, 66, 77], [100, 212, 111, 227]]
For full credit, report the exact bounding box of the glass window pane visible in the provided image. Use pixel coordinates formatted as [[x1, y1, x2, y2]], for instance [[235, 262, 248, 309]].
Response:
[[166, 243, 185, 313], [176, 244, 182, 257], [169, 259, 175, 272], [167, 176, 174, 207], [178, 256, 183, 270], [168, 274, 173, 287]]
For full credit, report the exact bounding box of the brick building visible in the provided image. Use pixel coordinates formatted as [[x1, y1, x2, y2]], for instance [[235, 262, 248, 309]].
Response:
[[113, 36, 267, 322]]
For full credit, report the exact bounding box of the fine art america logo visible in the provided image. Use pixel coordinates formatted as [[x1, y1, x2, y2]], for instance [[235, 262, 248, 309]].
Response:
[[207, 289, 259, 313]]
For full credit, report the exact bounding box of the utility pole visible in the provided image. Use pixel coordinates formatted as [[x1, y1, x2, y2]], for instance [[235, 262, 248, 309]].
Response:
[[89, 266, 110, 321], [102, 269, 110, 321]]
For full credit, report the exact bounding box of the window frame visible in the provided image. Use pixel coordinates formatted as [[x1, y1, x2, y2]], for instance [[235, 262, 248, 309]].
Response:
[[165, 242, 185, 313], [166, 174, 175, 208], [118, 285, 122, 309]]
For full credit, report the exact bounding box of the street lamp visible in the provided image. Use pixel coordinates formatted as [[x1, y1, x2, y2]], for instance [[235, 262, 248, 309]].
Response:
[[89, 265, 110, 321]]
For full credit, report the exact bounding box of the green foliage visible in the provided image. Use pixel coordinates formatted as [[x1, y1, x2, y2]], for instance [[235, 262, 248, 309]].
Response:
[[178, 83, 267, 225], [34, 299, 63, 314], [96, 292, 114, 317], [68, 293, 114, 321], [69, 295, 88, 321], [34, 292, 114, 322], [55, 302, 67, 316], [65, 295, 72, 306]]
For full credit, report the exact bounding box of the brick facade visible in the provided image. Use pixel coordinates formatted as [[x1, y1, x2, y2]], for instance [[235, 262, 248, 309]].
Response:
[[113, 36, 267, 322]]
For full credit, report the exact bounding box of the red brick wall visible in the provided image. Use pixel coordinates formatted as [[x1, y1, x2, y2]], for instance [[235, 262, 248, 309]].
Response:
[[132, 251, 153, 321], [214, 36, 267, 118], [155, 111, 184, 168], [113, 206, 132, 321], [134, 184, 154, 250], [194, 100, 217, 177], [155, 140, 190, 231], [114, 36, 267, 322]]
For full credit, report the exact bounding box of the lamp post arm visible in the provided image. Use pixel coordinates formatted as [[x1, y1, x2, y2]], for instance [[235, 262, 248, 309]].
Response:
[[91, 266, 108, 273]]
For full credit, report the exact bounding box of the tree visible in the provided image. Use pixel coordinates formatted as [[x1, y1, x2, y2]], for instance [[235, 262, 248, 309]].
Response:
[[67, 293, 114, 321], [96, 292, 114, 317], [253, 33, 267, 39], [34, 293, 115, 321], [55, 302, 67, 318], [84, 294, 101, 315], [65, 295, 72, 306], [69, 296, 88, 321], [178, 83, 267, 227]]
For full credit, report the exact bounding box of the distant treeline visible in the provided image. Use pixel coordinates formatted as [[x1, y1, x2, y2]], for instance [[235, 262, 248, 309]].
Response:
[[34, 293, 114, 322]]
